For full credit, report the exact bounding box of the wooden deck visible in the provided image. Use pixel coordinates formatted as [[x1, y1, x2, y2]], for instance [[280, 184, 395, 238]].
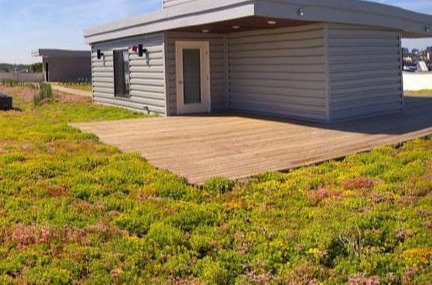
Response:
[[72, 96, 432, 184]]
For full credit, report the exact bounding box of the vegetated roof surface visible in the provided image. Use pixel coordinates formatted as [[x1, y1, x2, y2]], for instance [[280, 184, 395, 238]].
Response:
[[0, 85, 431, 284]]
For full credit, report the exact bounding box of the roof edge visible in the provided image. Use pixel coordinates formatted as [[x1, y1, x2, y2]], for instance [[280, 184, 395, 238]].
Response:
[[84, 0, 254, 43], [254, 0, 432, 37], [32, 49, 91, 58], [83, 0, 432, 44]]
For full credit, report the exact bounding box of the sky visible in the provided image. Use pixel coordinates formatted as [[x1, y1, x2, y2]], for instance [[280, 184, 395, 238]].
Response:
[[0, 0, 431, 64]]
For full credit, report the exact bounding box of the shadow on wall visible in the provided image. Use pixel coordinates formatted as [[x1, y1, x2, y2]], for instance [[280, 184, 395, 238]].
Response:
[[216, 96, 432, 136], [317, 96, 432, 135]]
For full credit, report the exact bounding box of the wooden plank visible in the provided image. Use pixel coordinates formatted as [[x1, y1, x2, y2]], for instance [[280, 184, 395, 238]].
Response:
[[71, 96, 432, 185]]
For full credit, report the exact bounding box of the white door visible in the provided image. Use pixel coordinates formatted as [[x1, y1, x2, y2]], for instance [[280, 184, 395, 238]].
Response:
[[176, 41, 210, 114]]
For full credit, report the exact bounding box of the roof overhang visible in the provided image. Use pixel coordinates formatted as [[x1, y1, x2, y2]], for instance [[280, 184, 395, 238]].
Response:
[[32, 49, 91, 58], [84, 0, 432, 44]]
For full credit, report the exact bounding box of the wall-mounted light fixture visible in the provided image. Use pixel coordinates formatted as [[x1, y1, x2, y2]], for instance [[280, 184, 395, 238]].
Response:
[[202, 29, 209, 33], [426, 25, 432, 32], [130, 45, 148, 57], [97, 49, 104, 60], [232, 25, 240, 29], [138, 44, 147, 57], [267, 20, 277, 25], [297, 8, 304, 16]]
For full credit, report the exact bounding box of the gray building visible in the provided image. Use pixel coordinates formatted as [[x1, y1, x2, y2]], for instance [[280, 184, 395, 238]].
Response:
[[33, 49, 91, 82], [84, 0, 432, 122]]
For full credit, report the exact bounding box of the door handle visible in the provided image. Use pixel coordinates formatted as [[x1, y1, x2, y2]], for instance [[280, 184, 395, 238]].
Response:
[[178, 81, 184, 84]]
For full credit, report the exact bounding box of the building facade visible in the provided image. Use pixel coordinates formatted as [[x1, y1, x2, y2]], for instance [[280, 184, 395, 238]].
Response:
[[84, 0, 432, 122], [33, 49, 91, 82]]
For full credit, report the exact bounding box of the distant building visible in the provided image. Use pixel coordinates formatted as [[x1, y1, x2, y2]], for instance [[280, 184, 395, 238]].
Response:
[[425, 46, 432, 61], [402, 47, 414, 62], [402, 47, 417, 71], [424, 47, 432, 70], [32, 49, 91, 82]]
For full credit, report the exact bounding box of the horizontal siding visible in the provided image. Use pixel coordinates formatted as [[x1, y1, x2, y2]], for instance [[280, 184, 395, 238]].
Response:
[[94, 99, 166, 114], [91, 34, 166, 115], [165, 32, 227, 115], [92, 52, 113, 97], [228, 24, 328, 122], [327, 24, 403, 121], [163, 0, 198, 8]]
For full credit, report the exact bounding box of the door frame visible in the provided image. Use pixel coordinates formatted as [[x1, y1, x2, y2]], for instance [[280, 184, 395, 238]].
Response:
[[44, 62, 49, 82], [175, 41, 211, 114]]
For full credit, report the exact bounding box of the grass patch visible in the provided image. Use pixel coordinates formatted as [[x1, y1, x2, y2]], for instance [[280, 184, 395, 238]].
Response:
[[58, 82, 92, 92], [0, 86, 431, 284], [33, 83, 53, 106], [405, 90, 432, 96]]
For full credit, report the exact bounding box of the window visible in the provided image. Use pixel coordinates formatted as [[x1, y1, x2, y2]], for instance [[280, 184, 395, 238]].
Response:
[[114, 50, 130, 98]]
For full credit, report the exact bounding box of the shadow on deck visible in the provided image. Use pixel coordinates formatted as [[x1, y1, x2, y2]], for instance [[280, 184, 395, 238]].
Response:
[[72, 95, 432, 184]]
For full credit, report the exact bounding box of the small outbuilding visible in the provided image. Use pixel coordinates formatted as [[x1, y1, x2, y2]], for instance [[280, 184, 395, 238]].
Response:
[[84, 0, 432, 122], [32, 49, 91, 83]]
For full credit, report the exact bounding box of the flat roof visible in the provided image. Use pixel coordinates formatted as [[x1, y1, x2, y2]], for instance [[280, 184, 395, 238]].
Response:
[[32, 49, 91, 58], [84, 0, 432, 44]]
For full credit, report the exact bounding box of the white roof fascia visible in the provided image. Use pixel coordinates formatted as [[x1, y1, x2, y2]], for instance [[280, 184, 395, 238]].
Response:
[[84, 0, 255, 44], [32, 49, 91, 58], [84, 0, 432, 44], [255, 0, 432, 37]]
